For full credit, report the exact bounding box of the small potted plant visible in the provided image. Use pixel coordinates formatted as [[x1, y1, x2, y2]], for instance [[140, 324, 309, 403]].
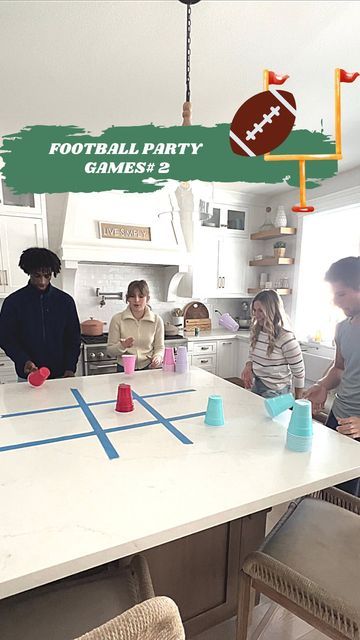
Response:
[[273, 241, 286, 258]]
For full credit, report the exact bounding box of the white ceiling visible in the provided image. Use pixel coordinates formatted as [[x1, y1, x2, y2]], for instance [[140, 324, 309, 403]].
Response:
[[1, 0, 360, 196]]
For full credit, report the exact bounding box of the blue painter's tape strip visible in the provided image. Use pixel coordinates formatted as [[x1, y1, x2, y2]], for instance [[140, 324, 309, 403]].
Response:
[[169, 411, 206, 421], [87, 389, 196, 407], [104, 419, 159, 434], [71, 388, 119, 460], [1, 404, 79, 419], [132, 391, 193, 445], [0, 430, 94, 453], [142, 389, 196, 399]]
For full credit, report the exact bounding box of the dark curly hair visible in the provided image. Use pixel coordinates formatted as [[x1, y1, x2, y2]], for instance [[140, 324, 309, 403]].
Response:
[[19, 248, 61, 277]]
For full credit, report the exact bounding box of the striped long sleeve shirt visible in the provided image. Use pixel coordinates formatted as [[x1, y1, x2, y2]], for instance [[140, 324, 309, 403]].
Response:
[[249, 329, 305, 391]]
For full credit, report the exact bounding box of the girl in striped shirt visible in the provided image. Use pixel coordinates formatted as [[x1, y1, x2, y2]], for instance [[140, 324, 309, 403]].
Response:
[[241, 289, 304, 399]]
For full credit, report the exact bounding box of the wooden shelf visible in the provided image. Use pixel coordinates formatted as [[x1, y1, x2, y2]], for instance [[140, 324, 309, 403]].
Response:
[[247, 288, 293, 296], [249, 257, 294, 266], [250, 227, 297, 240]]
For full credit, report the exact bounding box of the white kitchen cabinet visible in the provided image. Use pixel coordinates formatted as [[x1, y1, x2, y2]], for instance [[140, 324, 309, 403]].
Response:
[[188, 341, 217, 374], [192, 230, 249, 298], [200, 203, 249, 237], [0, 351, 16, 384], [0, 216, 46, 295], [218, 236, 248, 296], [192, 231, 220, 298], [0, 179, 44, 216], [237, 339, 250, 378], [216, 339, 237, 378]]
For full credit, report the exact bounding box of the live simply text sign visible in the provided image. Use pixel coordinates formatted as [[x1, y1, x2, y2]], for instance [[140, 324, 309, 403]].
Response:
[[99, 222, 151, 241]]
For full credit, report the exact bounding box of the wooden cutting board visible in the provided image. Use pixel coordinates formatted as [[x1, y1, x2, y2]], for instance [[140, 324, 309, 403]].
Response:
[[185, 318, 212, 331], [183, 302, 209, 320]]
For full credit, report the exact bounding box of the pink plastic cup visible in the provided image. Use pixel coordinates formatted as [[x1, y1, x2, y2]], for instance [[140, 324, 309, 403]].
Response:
[[28, 367, 50, 387], [122, 354, 136, 374], [163, 347, 175, 372]]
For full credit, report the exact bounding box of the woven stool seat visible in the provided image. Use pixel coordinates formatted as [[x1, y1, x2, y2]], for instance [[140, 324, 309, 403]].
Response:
[[237, 488, 360, 640]]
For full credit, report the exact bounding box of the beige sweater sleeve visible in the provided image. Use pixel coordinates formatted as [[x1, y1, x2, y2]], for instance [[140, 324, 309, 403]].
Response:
[[153, 315, 165, 360], [106, 315, 127, 358]]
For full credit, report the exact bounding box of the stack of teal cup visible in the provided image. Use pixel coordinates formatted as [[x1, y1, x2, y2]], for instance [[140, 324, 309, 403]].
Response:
[[286, 399, 313, 452], [204, 395, 224, 426], [264, 393, 294, 418]]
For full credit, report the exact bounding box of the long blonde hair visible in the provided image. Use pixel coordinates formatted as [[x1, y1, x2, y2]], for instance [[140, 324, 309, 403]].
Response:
[[250, 290, 289, 355]]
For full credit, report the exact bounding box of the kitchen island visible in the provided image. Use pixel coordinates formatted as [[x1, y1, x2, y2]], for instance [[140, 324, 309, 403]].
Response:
[[1, 368, 359, 635]]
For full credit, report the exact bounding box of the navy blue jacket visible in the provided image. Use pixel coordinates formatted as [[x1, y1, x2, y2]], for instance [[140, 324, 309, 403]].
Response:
[[0, 283, 81, 379]]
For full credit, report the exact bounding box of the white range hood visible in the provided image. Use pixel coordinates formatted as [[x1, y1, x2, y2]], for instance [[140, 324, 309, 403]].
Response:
[[47, 188, 191, 297]]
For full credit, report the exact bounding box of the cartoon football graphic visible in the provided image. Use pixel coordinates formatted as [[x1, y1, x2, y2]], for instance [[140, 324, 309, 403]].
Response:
[[230, 89, 296, 157]]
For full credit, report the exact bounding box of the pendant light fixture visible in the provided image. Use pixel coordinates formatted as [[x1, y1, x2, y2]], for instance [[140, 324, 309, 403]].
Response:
[[178, 0, 201, 192]]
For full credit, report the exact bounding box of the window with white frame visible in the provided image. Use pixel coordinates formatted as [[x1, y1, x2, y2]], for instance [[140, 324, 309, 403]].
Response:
[[295, 206, 360, 344]]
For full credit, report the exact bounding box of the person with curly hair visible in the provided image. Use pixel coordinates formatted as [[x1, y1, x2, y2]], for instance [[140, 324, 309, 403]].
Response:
[[241, 289, 304, 398], [0, 247, 81, 379], [107, 279, 164, 371]]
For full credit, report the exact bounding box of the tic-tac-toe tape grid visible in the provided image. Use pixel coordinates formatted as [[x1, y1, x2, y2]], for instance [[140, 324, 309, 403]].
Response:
[[0, 388, 206, 460]]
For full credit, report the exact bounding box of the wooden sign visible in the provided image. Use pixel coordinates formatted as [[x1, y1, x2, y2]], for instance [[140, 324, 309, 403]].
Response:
[[99, 222, 151, 241]]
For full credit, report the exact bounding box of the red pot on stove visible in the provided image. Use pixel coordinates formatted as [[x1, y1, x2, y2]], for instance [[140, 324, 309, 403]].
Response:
[[80, 317, 107, 336]]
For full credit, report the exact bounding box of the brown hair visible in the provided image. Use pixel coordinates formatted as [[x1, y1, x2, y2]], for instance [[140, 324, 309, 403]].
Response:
[[126, 280, 150, 302], [325, 256, 360, 290], [250, 289, 289, 355]]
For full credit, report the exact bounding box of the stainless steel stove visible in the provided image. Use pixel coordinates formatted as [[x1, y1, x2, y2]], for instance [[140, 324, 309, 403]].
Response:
[[82, 333, 117, 376], [81, 333, 188, 376]]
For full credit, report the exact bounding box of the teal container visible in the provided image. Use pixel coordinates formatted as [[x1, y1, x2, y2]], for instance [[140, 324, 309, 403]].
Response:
[[287, 399, 313, 437], [204, 395, 224, 427], [286, 432, 312, 452], [264, 393, 294, 418]]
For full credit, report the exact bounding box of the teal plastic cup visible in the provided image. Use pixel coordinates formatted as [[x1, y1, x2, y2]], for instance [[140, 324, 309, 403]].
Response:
[[286, 432, 312, 452], [264, 393, 294, 418], [204, 395, 224, 427], [287, 399, 313, 437]]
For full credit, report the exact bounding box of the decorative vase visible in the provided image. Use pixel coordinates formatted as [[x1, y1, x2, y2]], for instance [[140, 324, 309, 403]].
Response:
[[273, 205, 287, 228], [259, 206, 275, 231]]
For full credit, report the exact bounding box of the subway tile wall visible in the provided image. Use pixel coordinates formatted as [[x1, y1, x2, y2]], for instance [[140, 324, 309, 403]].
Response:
[[74, 263, 251, 329]]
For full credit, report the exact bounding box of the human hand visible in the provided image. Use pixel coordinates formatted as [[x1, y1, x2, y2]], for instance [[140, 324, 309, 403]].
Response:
[[150, 355, 162, 369], [24, 360, 38, 375], [304, 383, 328, 413], [121, 337, 134, 349], [294, 387, 304, 400], [63, 370, 75, 378], [241, 362, 253, 390], [337, 416, 360, 439]]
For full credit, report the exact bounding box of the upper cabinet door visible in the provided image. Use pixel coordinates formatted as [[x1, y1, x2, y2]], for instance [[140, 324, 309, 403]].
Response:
[[218, 236, 248, 297], [199, 203, 249, 237], [192, 230, 220, 298], [0, 178, 43, 215], [0, 216, 45, 295]]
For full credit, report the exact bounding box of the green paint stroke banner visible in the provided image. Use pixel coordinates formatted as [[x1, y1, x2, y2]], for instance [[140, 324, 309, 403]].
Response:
[[0, 124, 337, 194]]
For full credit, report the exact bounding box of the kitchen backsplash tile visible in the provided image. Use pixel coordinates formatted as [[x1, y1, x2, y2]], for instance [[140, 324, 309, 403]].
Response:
[[74, 263, 252, 329]]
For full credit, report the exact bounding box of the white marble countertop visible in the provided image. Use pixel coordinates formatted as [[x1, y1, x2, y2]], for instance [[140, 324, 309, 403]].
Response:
[[1, 368, 359, 599], [186, 329, 250, 342]]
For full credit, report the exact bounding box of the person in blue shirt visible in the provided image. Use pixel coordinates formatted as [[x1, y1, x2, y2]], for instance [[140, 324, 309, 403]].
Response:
[[0, 247, 81, 380]]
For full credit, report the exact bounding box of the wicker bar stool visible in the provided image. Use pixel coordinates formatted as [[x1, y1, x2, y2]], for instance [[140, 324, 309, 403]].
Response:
[[76, 596, 185, 640], [237, 487, 360, 640], [0, 555, 155, 640]]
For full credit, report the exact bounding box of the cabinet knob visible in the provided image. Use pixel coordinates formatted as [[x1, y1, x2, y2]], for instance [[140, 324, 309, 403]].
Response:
[[201, 346, 209, 350], [200, 359, 209, 363]]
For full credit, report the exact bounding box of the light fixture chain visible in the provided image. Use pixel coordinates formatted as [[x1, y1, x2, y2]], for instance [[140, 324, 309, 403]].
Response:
[[186, 2, 192, 102]]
